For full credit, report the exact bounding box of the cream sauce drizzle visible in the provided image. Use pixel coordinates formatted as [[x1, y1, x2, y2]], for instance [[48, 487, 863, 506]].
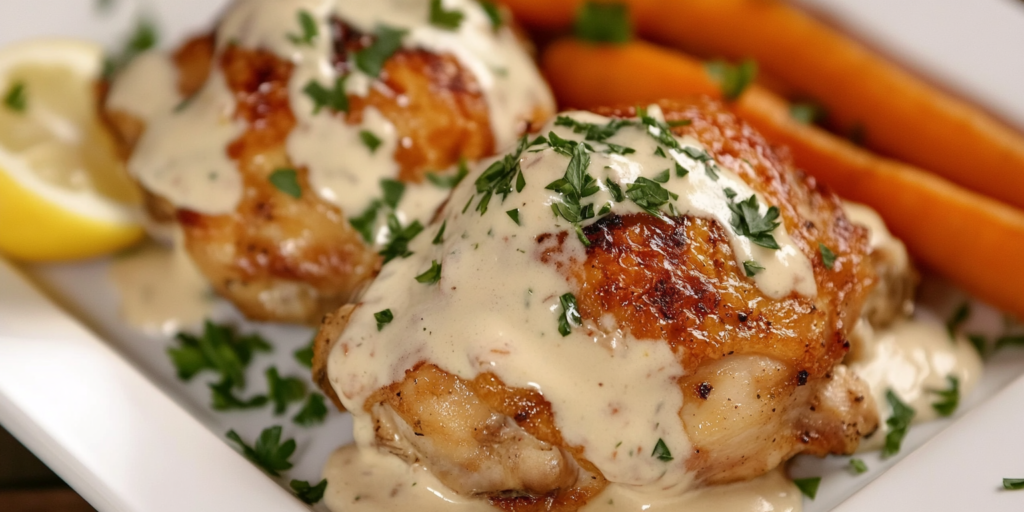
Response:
[[322, 445, 800, 512], [105, 52, 181, 125], [109, 241, 214, 335], [849, 319, 982, 451], [326, 109, 818, 500], [121, 0, 552, 219]]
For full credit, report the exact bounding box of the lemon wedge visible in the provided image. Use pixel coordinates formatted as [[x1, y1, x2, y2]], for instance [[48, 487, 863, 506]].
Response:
[[0, 39, 144, 262]]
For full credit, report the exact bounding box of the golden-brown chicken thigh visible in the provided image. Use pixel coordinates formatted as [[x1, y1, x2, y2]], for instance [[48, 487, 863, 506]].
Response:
[[102, 5, 552, 323], [317, 98, 880, 511]]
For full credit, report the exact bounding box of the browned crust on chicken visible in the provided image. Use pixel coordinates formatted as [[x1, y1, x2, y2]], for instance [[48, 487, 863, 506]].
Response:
[[313, 304, 353, 412], [102, 24, 551, 323]]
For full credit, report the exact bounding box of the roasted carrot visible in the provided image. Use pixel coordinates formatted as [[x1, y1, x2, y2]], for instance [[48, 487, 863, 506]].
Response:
[[503, 0, 1024, 211], [542, 38, 1024, 319]]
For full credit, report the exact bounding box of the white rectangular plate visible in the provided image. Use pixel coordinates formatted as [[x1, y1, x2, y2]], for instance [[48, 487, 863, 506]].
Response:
[[1, 0, 1023, 511]]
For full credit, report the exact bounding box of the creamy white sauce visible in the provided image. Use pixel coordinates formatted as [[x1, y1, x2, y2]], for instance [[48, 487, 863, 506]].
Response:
[[849, 319, 982, 451], [109, 241, 214, 335], [105, 52, 181, 125], [325, 109, 818, 502], [127, 68, 245, 214], [122, 0, 553, 220], [842, 200, 909, 274], [322, 444, 799, 512]]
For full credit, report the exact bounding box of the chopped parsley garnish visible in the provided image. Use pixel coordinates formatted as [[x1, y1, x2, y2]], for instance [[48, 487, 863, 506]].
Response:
[[427, 159, 469, 189], [743, 260, 764, 277], [379, 215, 423, 262], [480, 0, 503, 29], [554, 115, 631, 142], [360, 130, 382, 153], [968, 334, 987, 357], [996, 334, 1024, 351], [1003, 478, 1024, 490], [3, 82, 26, 112], [848, 458, 868, 475], [266, 366, 307, 416], [667, 119, 692, 127], [226, 426, 295, 477], [651, 438, 673, 462], [546, 142, 600, 245], [380, 178, 405, 208], [605, 142, 635, 155], [652, 168, 670, 183], [507, 208, 521, 225], [290, 478, 328, 504], [574, 1, 631, 44], [293, 393, 329, 427], [474, 136, 530, 215], [349, 201, 382, 243], [882, 389, 915, 458], [432, 220, 447, 245], [793, 477, 821, 499], [723, 187, 737, 200], [705, 58, 758, 101], [168, 321, 271, 388], [103, 18, 158, 79], [303, 76, 348, 114], [946, 302, 971, 339], [374, 309, 394, 331], [930, 375, 960, 417], [790, 101, 826, 125], [287, 10, 318, 46], [728, 194, 781, 250], [415, 260, 442, 284], [355, 25, 408, 77], [557, 292, 582, 336], [625, 177, 677, 216], [294, 338, 315, 368], [605, 178, 625, 202], [429, 0, 464, 30], [210, 378, 268, 411], [653, 146, 667, 158], [268, 168, 302, 198], [819, 243, 836, 269]]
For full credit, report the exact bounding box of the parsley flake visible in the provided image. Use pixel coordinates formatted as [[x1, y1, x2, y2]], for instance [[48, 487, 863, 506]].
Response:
[[226, 426, 296, 477], [507, 208, 521, 226], [651, 438, 673, 462], [381, 178, 405, 209], [474, 136, 530, 215], [728, 195, 781, 250], [360, 130, 382, 153], [819, 243, 836, 269], [379, 215, 423, 262], [293, 393, 329, 427], [103, 18, 158, 79], [705, 58, 757, 101], [168, 321, 271, 388], [3, 82, 26, 112], [674, 162, 688, 178], [848, 458, 868, 475], [429, 0, 464, 30], [480, 1, 503, 29], [294, 338, 314, 369], [287, 10, 318, 46], [790, 101, 826, 125], [1004, 478, 1024, 490], [291, 479, 328, 504], [557, 292, 582, 336], [210, 378, 268, 411], [996, 334, 1024, 351], [415, 260, 442, 284], [626, 177, 678, 217], [303, 76, 348, 114], [432, 220, 447, 245], [574, 1, 631, 44], [793, 477, 821, 499], [375, 309, 394, 331], [605, 178, 625, 202], [743, 260, 764, 277], [355, 25, 408, 77], [946, 302, 971, 340], [882, 389, 915, 458], [929, 375, 959, 417], [266, 366, 307, 416], [269, 168, 302, 198], [427, 159, 469, 189]]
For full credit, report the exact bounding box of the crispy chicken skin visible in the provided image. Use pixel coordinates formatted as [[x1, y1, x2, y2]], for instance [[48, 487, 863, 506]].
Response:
[[315, 98, 880, 510], [102, 23, 550, 323]]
